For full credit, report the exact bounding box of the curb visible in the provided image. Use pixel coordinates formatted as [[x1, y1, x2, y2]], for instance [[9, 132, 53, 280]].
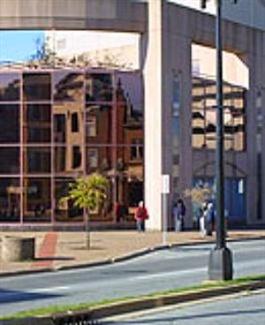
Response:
[[2, 280, 265, 325], [0, 235, 264, 278], [90, 280, 265, 320]]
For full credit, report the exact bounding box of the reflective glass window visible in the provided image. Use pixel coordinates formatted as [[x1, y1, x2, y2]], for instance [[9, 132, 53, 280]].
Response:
[[54, 146, 66, 174], [23, 147, 51, 173], [72, 146, 82, 169], [115, 75, 144, 145], [130, 139, 143, 161], [25, 104, 51, 122], [0, 147, 20, 174], [54, 146, 83, 174], [86, 116, 97, 137], [0, 105, 20, 143], [53, 103, 84, 144], [23, 104, 51, 143], [114, 145, 144, 219], [192, 77, 246, 151], [86, 73, 113, 102], [87, 148, 99, 169], [26, 128, 51, 143], [53, 71, 84, 102], [116, 146, 143, 181], [53, 113, 66, 143], [54, 178, 83, 222], [127, 179, 143, 208], [23, 178, 51, 222], [86, 146, 112, 174], [0, 73, 20, 101], [71, 112, 79, 132], [23, 73, 51, 101], [0, 178, 20, 222], [85, 105, 112, 144]]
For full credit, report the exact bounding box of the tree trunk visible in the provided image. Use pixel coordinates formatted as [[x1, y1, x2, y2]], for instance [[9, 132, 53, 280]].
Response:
[[84, 208, 90, 249]]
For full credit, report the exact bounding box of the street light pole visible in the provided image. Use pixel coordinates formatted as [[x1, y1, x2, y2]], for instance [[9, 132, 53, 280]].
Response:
[[201, 0, 233, 280], [215, 0, 226, 250]]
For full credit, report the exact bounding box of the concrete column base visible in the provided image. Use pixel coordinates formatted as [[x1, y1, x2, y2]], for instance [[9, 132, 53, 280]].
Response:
[[208, 246, 233, 281], [1, 236, 35, 262]]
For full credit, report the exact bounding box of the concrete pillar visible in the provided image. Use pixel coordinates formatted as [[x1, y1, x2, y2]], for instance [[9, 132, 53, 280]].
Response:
[[142, 0, 171, 230], [245, 30, 265, 225]]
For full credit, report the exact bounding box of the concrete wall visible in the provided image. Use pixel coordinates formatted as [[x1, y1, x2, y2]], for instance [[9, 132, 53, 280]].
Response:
[[0, 0, 146, 32], [173, 0, 265, 31], [147, 2, 265, 228]]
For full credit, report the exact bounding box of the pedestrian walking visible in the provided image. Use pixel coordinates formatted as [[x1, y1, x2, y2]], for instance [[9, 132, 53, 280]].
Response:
[[134, 201, 149, 232], [200, 202, 207, 237], [172, 199, 186, 232]]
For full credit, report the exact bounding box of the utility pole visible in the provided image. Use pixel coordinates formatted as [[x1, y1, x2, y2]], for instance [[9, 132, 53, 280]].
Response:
[[201, 0, 235, 280]]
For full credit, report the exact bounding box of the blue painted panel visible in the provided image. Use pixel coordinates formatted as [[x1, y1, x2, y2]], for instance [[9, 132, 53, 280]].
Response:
[[193, 177, 246, 224]]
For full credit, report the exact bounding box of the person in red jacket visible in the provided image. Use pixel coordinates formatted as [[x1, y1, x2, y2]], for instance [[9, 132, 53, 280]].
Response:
[[134, 201, 149, 232]]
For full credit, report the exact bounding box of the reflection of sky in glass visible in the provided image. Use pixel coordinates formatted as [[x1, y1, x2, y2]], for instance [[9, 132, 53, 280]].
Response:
[[116, 72, 143, 112], [0, 73, 19, 88], [0, 30, 138, 66], [0, 31, 44, 63]]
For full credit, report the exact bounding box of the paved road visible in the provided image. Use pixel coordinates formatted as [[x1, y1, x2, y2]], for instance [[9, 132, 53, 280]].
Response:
[[0, 239, 264, 317], [103, 290, 265, 324]]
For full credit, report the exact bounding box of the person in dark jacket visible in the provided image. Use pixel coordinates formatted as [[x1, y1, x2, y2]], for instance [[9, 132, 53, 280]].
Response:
[[172, 199, 186, 231]]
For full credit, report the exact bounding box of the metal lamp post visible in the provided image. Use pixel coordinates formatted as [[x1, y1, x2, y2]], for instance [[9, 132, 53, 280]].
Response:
[[201, 0, 235, 280]]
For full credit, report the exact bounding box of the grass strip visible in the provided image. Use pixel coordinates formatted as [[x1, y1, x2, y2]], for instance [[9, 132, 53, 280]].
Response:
[[1, 274, 265, 320]]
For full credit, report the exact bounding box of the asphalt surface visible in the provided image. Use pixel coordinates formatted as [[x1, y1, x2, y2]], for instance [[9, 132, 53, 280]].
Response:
[[103, 290, 265, 324], [0, 239, 264, 317]]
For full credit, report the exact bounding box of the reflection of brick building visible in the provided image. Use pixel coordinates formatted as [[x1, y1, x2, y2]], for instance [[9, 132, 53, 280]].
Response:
[[0, 68, 143, 226]]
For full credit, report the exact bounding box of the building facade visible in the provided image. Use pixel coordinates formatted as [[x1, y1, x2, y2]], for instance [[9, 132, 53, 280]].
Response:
[[0, 68, 143, 226], [0, 0, 264, 229]]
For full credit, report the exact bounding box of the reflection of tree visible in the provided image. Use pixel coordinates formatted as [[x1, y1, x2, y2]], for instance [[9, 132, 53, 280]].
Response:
[[61, 173, 109, 248], [29, 37, 133, 70], [184, 185, 213, 227], [30, 37, 57, 65], [184, 186, 212, 206]]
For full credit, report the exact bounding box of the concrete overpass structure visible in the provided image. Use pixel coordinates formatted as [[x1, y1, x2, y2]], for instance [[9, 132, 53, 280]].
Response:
[[0, 0, 264, 229]]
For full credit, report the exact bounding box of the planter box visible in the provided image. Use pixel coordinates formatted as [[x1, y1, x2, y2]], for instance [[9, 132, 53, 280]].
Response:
[[1, 236, 35, 262]]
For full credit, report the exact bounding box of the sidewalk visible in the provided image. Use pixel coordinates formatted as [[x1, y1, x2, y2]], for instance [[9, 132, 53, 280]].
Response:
[[0, 229, 265, 276]]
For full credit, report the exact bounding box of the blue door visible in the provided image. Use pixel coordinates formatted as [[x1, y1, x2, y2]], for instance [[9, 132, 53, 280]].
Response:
[[193, 177, 246, 225], [224, 178, 246, 224]]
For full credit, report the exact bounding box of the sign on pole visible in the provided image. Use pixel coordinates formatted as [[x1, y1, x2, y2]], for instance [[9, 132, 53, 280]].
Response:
[[162, 174, 170, 194], [162, 175, 170, 246]]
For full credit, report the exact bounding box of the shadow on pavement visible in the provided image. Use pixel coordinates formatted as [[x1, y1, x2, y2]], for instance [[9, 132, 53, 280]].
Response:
[[34, 256, 74, 262], [70, 246, 105, 251], [0, 288, 63, 304]]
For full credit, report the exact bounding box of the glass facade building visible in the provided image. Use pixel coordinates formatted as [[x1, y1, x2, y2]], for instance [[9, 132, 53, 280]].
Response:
[[192, 76, 246, 151], [191, 76, 247, 224], [0, 68, 248, 227], [0, 69, 143, 225]]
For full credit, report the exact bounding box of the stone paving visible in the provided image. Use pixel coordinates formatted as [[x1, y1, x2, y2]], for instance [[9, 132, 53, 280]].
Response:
[[0, 229, 264, 276]]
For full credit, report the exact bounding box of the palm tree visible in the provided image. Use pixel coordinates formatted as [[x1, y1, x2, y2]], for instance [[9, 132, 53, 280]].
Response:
[[62, 173, 109, 248]]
